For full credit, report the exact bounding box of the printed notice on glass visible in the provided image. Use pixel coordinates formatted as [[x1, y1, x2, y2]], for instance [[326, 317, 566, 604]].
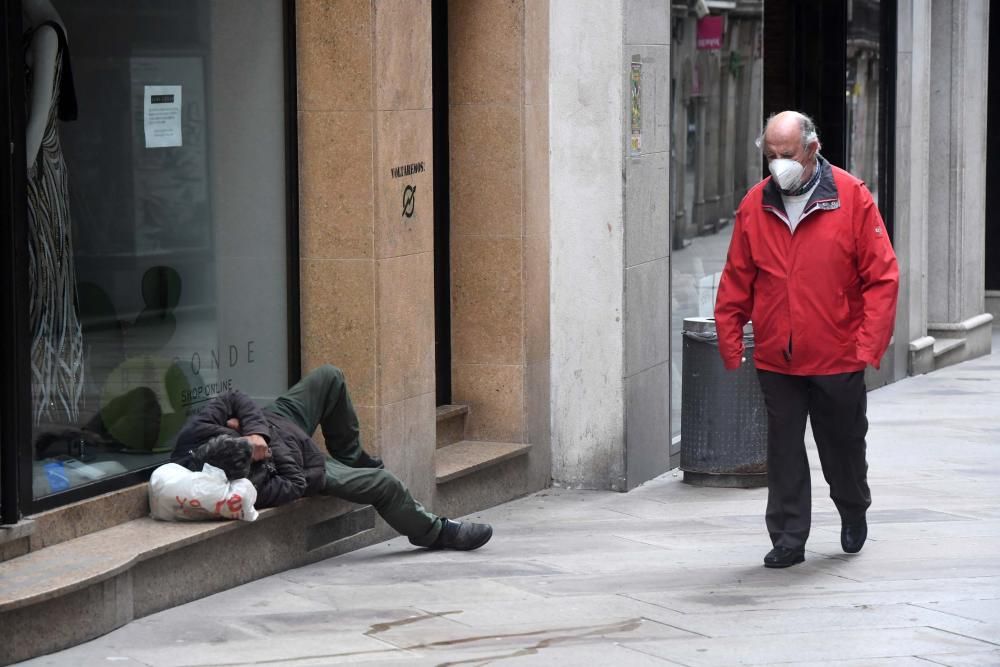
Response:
[[143, 85, 182, 148]]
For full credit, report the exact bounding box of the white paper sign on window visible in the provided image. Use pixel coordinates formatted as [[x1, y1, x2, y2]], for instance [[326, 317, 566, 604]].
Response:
[[143, 85, 183, 148]]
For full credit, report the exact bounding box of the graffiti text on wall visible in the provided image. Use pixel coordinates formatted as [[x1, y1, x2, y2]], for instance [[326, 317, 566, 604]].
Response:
[[390, 161, 425, 179]]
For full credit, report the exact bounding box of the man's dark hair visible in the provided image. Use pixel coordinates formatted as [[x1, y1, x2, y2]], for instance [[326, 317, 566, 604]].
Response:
[[191, 434, 253, 480]]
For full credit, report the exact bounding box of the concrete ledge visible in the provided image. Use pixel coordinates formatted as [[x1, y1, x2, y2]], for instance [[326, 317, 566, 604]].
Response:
[[0, 520, 36, 562], [436, 441, 533, 484], [928, 313, 995, 370], [0, 520, 36, 543], [928, 313, 995, 333], [908, 335, 936, 376], [436, 403, 470, 449], [26, 484, 152, 553], [932, 337, 966, 357], [0, 495, 381, 666]]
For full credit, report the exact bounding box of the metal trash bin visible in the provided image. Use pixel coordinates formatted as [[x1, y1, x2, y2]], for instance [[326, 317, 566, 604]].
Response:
[[680, 317, 767, 488]]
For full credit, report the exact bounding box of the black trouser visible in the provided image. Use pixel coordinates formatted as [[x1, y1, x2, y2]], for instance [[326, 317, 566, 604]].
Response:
[[756, 370, 871, 550]]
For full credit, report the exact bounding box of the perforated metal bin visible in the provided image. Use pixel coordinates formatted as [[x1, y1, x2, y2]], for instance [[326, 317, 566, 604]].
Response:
[[680, 317, 767, 488]]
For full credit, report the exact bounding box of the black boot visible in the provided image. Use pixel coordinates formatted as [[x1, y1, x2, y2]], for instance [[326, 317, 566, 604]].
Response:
[[841, 516, 867, 553], [353, 451, 384, 469], [763, 546, 805, 568], [430, 518, 493, 551]]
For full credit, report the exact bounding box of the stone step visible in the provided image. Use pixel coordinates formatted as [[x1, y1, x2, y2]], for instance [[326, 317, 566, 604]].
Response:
[[0, 495, 370, 665], [932, 337, 966, 358], [932, 337, 968, 372], [435, 404, 470, 449], [435, 440, 532, 484]]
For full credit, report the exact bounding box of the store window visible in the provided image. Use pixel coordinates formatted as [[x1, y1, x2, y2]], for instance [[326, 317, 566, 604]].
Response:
[[21, 0, 293, 501], [846, 0, 888, 211], [670, 6, 764, 438]]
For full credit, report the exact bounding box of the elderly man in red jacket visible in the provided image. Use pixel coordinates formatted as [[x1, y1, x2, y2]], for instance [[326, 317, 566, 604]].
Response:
[[714, 110, 899, 569]]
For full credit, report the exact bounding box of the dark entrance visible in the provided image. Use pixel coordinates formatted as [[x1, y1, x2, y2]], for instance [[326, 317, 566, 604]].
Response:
[[763, 0, 896, 236], [986, 3, 1000, 292], [432, 0, 452, 405]]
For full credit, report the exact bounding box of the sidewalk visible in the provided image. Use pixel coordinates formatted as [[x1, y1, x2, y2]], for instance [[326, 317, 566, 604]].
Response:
[[21, 333, 1000, 667]]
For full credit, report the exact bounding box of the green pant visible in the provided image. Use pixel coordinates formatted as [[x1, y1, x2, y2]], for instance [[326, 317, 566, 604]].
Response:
[[265, 365, 441, 546]]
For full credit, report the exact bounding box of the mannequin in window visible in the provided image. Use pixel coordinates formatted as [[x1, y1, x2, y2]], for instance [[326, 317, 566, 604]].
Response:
[[23, 0, 84, 424]]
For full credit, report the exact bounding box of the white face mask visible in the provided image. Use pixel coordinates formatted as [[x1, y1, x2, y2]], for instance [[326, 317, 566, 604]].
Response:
[[768, 158, 804, 192]]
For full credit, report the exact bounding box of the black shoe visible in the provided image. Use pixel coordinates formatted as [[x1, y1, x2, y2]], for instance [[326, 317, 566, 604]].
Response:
[[841, 517, 867, 553], [764, 546, 805, 568], [353, 451, 385, 469], [430, 518, 493, 551]]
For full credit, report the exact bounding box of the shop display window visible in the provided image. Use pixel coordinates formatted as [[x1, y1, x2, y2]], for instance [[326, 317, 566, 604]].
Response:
[[669, 6, 764, 437], [20, 0, 292, 500]]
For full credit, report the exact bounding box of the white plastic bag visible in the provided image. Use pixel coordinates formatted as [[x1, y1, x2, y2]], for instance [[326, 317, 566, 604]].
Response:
[[149, 462, 259, 522]]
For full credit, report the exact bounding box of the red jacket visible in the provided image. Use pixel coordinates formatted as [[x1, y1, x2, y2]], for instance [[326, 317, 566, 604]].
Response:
[[714, 158, 899, 375]]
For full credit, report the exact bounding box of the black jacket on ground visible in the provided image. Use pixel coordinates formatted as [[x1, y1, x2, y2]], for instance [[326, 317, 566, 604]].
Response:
[[170, 391, 326, 508]]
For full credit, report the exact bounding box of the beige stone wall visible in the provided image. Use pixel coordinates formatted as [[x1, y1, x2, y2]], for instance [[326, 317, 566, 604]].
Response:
[[296, 0, 437, 500], [295, 0, 550, 510], [449, 0, 549, 449]]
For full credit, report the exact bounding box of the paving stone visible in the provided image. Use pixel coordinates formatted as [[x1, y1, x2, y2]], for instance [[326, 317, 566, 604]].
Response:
[[912, 650, 1000, 666], [627, 577, 1000, 614], [807, 556, 1000, 582], [631, 602, 984, 638], [371, 614, 695, 653], [911, 598, 1000, 624], [122, 632, 398, 667], [418, 594, 692, 631], [631, 627, 997, 666], [466, 642, 681, 665], [771, 658, 953, 667], [284, 578, 547, 610]]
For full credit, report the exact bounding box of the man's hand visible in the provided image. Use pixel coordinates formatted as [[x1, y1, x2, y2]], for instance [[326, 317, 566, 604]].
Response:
[[246, 433, 270, 461], [722, 355, 747, 371], [226, 416, 269, 461]]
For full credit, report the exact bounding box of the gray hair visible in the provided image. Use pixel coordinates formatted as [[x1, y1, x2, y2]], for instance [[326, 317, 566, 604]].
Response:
[[754, 111, 820, 151]]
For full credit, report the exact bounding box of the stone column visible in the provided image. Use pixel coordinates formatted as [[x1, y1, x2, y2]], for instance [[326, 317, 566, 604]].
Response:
[[623, 0, 671, 489], [550, 0, 626, 489], [371, 0, 437, 500], [296, 0, 437, 506], [924, 0, 993, 366], [550, 0, 671, 490], [893, 0, 932, 376]]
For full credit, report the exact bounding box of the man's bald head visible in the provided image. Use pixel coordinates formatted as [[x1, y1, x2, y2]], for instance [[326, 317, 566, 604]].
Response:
[[756, 111, 820, 154]]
